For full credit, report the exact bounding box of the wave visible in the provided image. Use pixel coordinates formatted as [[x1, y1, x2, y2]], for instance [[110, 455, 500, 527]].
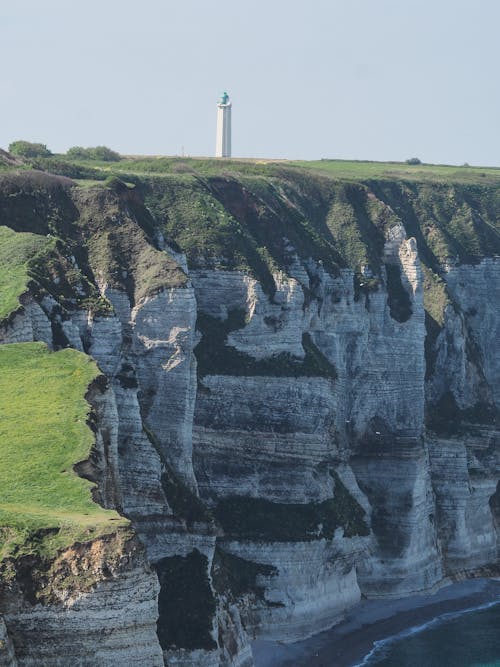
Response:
[[354, 599, 500, 666]]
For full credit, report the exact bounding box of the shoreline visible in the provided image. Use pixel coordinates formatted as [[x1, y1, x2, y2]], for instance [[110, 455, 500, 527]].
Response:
[[251, 578, 500, 667]]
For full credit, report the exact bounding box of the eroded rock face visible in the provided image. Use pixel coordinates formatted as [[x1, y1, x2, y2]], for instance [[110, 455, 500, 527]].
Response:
[[1, 537, 163, 667], [131, 288, 199, 490], [1, 174, 499, 666], [220, 538, 365, 641]]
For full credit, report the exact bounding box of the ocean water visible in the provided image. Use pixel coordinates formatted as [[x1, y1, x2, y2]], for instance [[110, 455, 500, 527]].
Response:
[[357, 600, 500, 667]]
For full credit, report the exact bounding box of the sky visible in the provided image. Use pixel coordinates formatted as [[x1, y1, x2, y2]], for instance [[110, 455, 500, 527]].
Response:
[[1, 0, 499, 164]]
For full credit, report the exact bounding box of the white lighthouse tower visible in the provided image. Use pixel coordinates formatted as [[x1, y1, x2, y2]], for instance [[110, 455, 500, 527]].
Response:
[[215, 91, 231, 158]]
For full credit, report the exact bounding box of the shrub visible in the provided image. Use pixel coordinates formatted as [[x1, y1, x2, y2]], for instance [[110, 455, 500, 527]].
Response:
[[90, 145, 121, 161], [405, 157, 422, 165], [66, 145, 120, 162], [66, 146, 90, 160], [8, 140, 52, 158]]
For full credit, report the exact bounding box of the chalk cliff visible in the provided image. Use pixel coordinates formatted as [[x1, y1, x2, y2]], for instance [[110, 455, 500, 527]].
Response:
[[0, 166, 498, 666]]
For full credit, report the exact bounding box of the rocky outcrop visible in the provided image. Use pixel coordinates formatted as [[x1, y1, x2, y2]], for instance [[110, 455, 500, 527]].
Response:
[[1, 536, 163, 667], [429, 430, 499, 573]]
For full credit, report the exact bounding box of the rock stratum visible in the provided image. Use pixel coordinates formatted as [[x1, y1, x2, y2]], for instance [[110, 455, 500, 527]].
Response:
[[0, 160, 499, 666]]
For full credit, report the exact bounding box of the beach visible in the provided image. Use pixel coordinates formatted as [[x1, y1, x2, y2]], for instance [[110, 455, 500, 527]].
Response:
[[252, 578, 500, 667]]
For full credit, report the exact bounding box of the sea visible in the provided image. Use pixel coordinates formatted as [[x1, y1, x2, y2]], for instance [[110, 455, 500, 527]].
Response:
[[356, 600, 500, 667]]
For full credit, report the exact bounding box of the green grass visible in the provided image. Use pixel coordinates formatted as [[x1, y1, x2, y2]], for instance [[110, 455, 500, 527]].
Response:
[[5, 149, 500, 186], [422, 264, 450, 326], [290, 159, 500, 184], [0, 343, 128, 562], [0, 226, 52, 321], [0, 225, 113, 323]]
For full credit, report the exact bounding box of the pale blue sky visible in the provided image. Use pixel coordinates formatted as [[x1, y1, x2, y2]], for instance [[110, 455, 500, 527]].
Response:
[[1, 0, 499, 164]]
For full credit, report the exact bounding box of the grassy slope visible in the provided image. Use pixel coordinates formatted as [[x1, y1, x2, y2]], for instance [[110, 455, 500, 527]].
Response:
[[0, 226, 52, 321], [73, 187, 187, 304], [0, 173, 187, 318], [0, 343, 128, 562]]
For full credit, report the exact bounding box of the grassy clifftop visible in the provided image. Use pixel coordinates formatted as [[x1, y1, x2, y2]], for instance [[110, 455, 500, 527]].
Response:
[[1, 158, 499, 323], [1, 158, 499, 328], [0, 343, 128, 564], [0, 226, 53, 321], [23, 152, 500, 184]]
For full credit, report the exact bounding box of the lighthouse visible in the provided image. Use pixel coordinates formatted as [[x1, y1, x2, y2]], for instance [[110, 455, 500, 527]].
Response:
[[215, 91, 231, 158]]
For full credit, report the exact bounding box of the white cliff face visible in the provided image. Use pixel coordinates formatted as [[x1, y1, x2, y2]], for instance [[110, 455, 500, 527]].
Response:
[[216, 603, 254, 667], [0, 299, 53, 346], [427, 304, 484, 410], [225, 274, 306, 360], [83, 284, 201, 516], [132, 288, 199, 490], [2, 176, 500, 667], [352, 448, 444, 597], [192, 270, 306, 359], [312, 232, 425, 443], [83, 381, 122, 510], [194, 375, 336, 503], [192, 225, 437, 614], [87, 295, 169, 520]]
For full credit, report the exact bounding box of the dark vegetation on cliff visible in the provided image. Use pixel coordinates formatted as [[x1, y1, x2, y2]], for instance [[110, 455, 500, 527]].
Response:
[[214, 473, 369, 542], [427, 391, 498, 436], [2, 157, 500, 310], [155, 549, 217, 650], [212, 547, 278, 603], [5, 151, 500, 298], [195, 309, 337, 379]]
